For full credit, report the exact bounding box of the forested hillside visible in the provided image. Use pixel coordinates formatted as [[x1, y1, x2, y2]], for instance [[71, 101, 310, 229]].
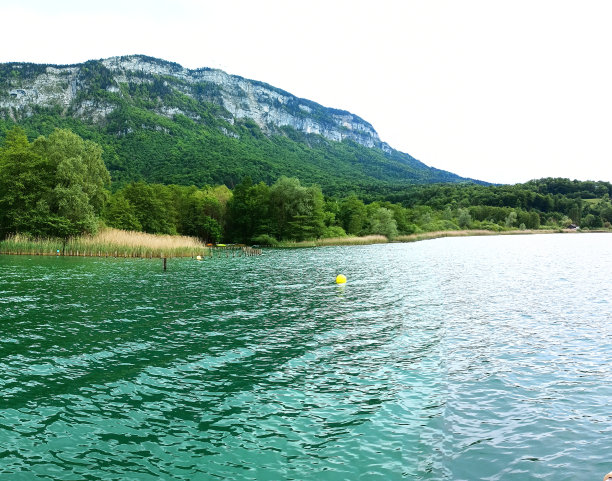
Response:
[[0, 56, 473, 193], [1, 57, 610, 246]]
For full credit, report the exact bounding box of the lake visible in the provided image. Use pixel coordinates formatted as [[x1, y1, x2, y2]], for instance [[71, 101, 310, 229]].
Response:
[[1, 233, 611, 480]]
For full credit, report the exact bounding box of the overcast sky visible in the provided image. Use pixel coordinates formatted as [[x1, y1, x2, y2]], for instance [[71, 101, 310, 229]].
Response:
[[1, 0, 611, 184]]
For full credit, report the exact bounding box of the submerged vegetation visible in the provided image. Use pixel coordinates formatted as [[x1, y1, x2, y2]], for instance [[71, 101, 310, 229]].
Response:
[[1, 126, 611, 253]]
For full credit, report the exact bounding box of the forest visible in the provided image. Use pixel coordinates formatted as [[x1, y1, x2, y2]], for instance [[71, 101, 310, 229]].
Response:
[[1, 127, 611, 245], [0, 57, 467, 193]]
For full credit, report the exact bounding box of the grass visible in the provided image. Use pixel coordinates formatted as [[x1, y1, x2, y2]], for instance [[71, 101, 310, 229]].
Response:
[[0, 228, 210, 258]]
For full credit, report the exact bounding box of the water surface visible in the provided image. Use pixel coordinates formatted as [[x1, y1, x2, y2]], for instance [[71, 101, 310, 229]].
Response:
[[1, 233, 611, 480]]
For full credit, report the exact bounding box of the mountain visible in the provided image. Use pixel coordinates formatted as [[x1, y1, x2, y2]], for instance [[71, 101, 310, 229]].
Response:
[[0, 55, 477, 192]]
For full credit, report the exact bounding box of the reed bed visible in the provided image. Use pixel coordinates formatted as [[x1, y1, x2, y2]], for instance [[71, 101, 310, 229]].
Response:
[[275, 229, 578, 249], [394, 229, 563, 243], [1, 228, 592, 258], [0, 228, 210, 258], [394, 230, 496, 243], [277, 235, 389, 248]]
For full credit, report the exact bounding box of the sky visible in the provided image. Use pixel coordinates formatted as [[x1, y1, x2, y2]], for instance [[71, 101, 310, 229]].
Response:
[[1, 0, 611, 184]]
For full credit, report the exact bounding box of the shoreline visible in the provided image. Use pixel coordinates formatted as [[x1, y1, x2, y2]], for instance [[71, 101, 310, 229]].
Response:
[[1, 229, 609, 258], [0, 229, 210, 259], [393, 228, 575, 243], [275, 228, 607, 248]]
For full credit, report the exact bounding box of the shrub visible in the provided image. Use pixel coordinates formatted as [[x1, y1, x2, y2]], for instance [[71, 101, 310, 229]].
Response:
[[251, 234, 279, 246], [320, 225, 347, 238]]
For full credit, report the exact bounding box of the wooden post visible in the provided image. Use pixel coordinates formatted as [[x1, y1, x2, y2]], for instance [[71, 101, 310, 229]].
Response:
[[163, 257, 167, 271]]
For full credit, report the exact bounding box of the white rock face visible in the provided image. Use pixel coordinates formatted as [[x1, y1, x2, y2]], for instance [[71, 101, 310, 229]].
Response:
[[0, 66, 80, 111], [1, 55, 384, 149]]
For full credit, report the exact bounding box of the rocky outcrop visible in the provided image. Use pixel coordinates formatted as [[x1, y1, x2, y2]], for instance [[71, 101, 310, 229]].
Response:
[[0, 55, 391, 151]]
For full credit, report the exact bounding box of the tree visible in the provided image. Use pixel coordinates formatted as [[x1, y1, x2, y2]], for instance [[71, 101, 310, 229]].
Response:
[[581, 213, 603, 229], [268, 176, 325, 241], [288, 185, 325, 241], [366, 207, 398, 239], [528, 211, 540, 229], [505, 211, 517, 228], [0, 127, 110, 239], [181, 190, 224, 241], [568, 203, 582, 225], [226, 177, 271, 243], [457, 208, 472, 228], [197, 216, 222, 244], [121, 182, 177, 234], [600, 204, 612, 223], [338, 195, 367, 235], [104, 193, 142, 231], [442, 206, 453, 221], [0, 127, 51, 237]]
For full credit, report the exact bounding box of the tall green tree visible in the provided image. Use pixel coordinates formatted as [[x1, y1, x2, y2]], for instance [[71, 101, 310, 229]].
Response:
[[181, 190, 224, 242], [33, 128, 110, 237], [226, 177, 272, 243], [366, 207, 398, 239], [121, 182, 177, 234], [104, 193, 142, 231], [0, 127, 51, 237], [457, 208, 472, 228], [338, 195, 367, 235], [269, 177, 325, 241], [0, 127, 110, 238]]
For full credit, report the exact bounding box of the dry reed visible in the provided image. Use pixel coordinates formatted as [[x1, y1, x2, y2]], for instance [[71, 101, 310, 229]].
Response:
[[277, 235, 389, 248], [394, 229, 564, 243], [89, 228, 205, 250], [0, 228, 210, 258]]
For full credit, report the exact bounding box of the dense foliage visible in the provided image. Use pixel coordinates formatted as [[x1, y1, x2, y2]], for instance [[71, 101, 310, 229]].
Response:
[[1, 128, 611, 245], [101, 176, 612, 244], [383, 179, 612, 229], [0, 57, 469, 194], [0, 127, 110, 239], [0, 111, 464, 195]]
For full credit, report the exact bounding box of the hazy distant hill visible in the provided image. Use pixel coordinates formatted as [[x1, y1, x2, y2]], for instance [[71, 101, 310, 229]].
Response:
[[0, 55, 478, 192]]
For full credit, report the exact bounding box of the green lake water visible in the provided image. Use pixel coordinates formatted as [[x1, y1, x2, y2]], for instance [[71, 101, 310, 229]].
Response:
[[1, 233, 611, 480]]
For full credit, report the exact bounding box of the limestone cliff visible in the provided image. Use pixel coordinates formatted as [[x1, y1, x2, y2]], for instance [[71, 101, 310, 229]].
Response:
[[0, 55, 390, 151], [0, 55, 472, 188]]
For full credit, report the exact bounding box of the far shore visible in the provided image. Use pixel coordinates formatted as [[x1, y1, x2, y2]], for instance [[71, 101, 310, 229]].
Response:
[[1, 228, 609, 258], [275, 228, 606, 248], [394, 228, 581, 243]]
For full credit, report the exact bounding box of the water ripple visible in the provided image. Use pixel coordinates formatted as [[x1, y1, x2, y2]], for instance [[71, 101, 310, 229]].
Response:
[[1, 234, 611, 479]]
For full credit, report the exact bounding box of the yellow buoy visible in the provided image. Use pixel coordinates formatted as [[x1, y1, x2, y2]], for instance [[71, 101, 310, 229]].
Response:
[[335, 274, 347, 284], [196, 255, 202, 260]]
